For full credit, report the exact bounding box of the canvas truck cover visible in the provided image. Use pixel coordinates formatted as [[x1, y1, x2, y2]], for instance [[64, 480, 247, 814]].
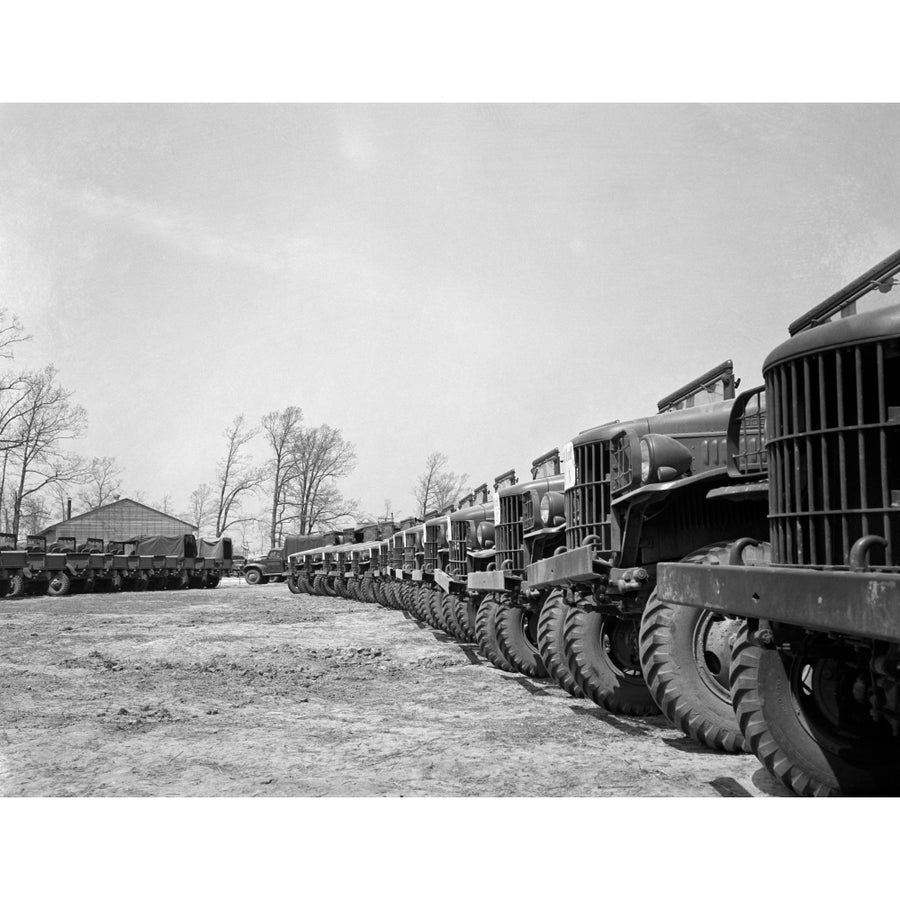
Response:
[[128, 534, 198, 558], [283, 534, 332, 556], [197, 537, 233, 560]]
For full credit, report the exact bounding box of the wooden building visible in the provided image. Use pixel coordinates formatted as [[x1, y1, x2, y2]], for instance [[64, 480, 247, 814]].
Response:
[[38, 498, 197, 544]]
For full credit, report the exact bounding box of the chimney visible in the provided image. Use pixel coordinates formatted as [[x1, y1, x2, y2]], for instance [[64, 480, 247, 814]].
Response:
[[67, 498, 72, 520]]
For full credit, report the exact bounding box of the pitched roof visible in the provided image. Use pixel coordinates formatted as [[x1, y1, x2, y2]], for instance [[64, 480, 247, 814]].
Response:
[[38, 497, 197, 534]]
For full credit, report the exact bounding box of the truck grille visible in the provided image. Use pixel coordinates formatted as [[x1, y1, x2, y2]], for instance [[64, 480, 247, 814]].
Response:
[[449, 521, 469, 578], [767, 338, 900, 570], [402, 534, 419, 569], [731, 386, 768, 476], [391, 538, 403, 569], [609, 434, 633, 495], [424, 523, 443, 572], [522, 492, 536, 532], [566, 441, 613, 551], [495, 494, 524, 573]]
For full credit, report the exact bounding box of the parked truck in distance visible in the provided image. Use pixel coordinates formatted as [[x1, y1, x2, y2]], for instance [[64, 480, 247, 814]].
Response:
[[244, 534, 334, 585]]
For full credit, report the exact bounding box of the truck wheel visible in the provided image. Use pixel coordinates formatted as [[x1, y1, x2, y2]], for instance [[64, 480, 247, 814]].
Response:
[[400, 582, 417, 613], [287, 575, 301, 594], [245, 568, 263, 586], [475, 596, 517, 672], [640, 591, 747, 752], [379, 579, 396, 609], [7, 573, 26, 598], [359, 577, 376, 603], [111, 572, 124, 591], [536, 590, 584, 698], [441, 592, 468, 642], [133, 573, 149, 592], [372, 579, 390, 608], [454, 596, 478, 643], [564, 609, 658, 716], [496, 600, 548, 678], [730, 623, 900, 797], [312, 574, 328, 595], [47, 571, 73, 597], [410, 585, 429, 623], [206, 575, 221, 589], [424, 587, 445, 629], [434, 591, 458, 635]]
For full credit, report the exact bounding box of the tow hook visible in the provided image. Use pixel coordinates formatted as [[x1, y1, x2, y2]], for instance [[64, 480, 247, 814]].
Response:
[[615, 567, 648, 593]]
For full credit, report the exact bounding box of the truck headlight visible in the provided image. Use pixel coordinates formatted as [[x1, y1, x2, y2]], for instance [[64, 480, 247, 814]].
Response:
[[639, 434, 693, 484], [476, 521, 495, 549], [539, 491, 565, 527]]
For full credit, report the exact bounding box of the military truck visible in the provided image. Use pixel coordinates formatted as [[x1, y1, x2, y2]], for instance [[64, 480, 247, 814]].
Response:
[[4, 535, 63, 597], [526, 361, 771, 742], [655, 249, 900, 796], [245, 534, 331, 586], [467, 452, 567, 677], [45, 537, 107, 595]]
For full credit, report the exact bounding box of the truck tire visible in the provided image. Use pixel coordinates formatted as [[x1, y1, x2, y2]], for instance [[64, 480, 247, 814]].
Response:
[[412, 586, 430, 623], [400, 581, 417, 613], [536, 590, 584, 698], [441, 592, 468, 642], [133, 573, 150, 592], [424, 587, 445, 629], [372, 579, 390, 608], [312, 574, 328, 595], [564, 608, 658, 716], [7, 573, 26, 598], [207, 575, 221, 589], [359, 577, 377, 603], [475, 595, 517, 672], [245, 568, 263, 586], [730, 623, 900, 797], [47, 571, 73, 597], [111, 572, 124, 591], [496, 600, 549, 678], [640, 590, 747, 752], [454, 596, 478, 643], [433, 590, 457, 634], [287, 575, 301, 594]]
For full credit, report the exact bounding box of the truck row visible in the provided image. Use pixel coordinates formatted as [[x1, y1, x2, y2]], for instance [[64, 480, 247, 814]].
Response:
[[285, 250, 900, 798], [0, 534, 234, 597]]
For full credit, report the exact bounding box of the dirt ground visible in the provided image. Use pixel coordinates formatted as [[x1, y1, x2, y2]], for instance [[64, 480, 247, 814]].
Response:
[[0, 580, 794, 797]]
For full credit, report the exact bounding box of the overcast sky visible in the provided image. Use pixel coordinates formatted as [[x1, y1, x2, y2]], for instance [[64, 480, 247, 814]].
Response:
[[2, 104, 899, 523]]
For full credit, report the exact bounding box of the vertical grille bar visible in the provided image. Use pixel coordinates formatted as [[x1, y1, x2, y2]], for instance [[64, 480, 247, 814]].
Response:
[[818, 353, 832, 563], [836, 350, 849, 562], [877, 344, 892, 566]]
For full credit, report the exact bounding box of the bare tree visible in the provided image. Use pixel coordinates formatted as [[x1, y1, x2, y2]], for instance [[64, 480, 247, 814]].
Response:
[[183, 483, 215, 535], [214, 414, 266, 537], [279, 423, 359, 537], [0, 308, 28, 361], [153, 494, 174, 515], [0, 311, 31, 519], [413, 452, 468, 517], [77, 456, 124, 511], [5, 366, 87, 537], [261, 405, 304, 546]]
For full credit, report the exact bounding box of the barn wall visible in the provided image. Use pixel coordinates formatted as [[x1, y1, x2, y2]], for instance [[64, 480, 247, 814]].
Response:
[[39, 501, 195, 544]]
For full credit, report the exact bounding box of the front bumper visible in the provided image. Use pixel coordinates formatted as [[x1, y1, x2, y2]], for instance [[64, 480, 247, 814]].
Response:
[[526, 546, 606, 588], [657, 562, 900, 643], [467, 570, 522, 594]]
